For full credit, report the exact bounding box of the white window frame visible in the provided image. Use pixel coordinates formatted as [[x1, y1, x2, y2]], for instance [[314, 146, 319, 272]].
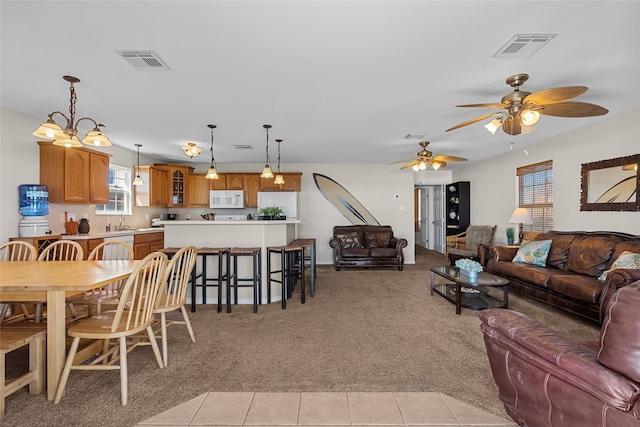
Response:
[[95, 164, 133, 216]]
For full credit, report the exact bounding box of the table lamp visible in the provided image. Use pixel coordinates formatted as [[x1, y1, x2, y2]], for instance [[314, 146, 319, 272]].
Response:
[[508, 208, 533, 244]]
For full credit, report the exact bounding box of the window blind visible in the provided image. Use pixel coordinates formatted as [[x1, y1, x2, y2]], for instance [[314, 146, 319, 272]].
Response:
[[517, 160, 553, 233]]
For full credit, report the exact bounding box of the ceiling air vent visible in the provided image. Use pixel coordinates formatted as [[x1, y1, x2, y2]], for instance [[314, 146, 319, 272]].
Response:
[[234, 145, 253, 150], [492, 34, 557, 59], [115, 50, 172, 71], [404, 133, 427, 139]]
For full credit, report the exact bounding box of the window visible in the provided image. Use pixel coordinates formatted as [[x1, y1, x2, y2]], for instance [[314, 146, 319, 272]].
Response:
[[95, 165, 133, 215], [517, 160, 553, 233]]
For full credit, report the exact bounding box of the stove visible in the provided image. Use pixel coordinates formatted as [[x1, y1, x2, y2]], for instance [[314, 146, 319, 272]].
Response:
[[214, 214, 248, 221]]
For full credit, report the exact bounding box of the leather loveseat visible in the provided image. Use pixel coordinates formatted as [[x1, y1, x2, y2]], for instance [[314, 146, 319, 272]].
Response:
[[329, 225, 407, 271], [480, 282, 640, 427], [488, 231, 640, 323]]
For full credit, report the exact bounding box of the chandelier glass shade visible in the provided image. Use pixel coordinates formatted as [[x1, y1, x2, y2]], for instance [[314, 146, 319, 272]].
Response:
[[260, 124, 274, 178], [205, 124, 219, 180], [133, 144, 144, 186], [182, 142, 202, 158], [32, 75, 111, 148]]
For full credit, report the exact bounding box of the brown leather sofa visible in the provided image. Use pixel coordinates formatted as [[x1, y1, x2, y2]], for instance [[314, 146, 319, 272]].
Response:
[[488, 231, 640, 323], [329, 225, 407, 271], [480, 282, 640, 427]]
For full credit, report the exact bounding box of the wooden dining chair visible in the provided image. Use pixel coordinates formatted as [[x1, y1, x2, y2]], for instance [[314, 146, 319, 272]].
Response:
[[152, 245, 197, 367], [65, 240, 134, 317], [37, 240, 84, 321], [0, 241, 38, 323], [54, 251, 168, 406]]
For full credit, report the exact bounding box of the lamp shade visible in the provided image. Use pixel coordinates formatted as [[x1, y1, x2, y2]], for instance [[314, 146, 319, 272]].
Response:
[[82, 128, 112, 146], [508, 208, 533, 225]]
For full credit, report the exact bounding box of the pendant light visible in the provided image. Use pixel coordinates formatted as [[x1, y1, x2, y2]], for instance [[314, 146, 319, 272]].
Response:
[[133, 144, 144, 186], [260, 124, 274, 178], [33, 75, 111, 147], [205, 124, 219, 180], [273, 139, 285, 184]]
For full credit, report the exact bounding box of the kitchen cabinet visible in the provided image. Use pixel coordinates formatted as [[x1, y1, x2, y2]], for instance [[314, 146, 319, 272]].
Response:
[[259, 172, 302, 191], [38, 142, 111, 204], [134, 166, 169, 207], [186, 174, 211, 207], [72, 238, 104, 260], [10, 235, 61, 256], [133, 232, 164, 260], [225, 173, 244, 190], [244, 174, 260, 207], [445, 181, 470, 236], [155, 164, 194, 207], [209, 173, 226, 190]]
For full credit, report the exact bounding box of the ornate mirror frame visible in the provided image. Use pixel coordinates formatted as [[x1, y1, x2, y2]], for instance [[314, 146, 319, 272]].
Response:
[[580, 154, 640, 211]]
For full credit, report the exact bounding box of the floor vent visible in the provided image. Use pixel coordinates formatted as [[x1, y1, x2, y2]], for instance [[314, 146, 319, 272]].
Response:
[[115, 50, 172, 71], [492, 34, 557, 59]]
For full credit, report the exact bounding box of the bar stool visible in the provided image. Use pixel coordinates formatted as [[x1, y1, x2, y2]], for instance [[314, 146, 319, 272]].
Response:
[[290, 238, 317, 297], [267, 244, 305, 309], [193, 247, 229, 313], [227, 247, 262, 313]]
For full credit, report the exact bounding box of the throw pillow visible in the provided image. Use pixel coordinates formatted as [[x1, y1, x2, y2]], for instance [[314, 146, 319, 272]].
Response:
[[512, 240, 552, 266], [598, 251, 640, 281], [336, 232, 361, 248]]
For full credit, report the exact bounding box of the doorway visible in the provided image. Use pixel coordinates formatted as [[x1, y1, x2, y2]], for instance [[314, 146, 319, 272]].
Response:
[[414, 185, 445, 253]]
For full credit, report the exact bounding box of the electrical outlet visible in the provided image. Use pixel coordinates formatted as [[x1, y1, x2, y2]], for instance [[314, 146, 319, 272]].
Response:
[[68, 213, 77, 221], [145, 214, 149, 220], [82, 212, 88, 219], [60, 214, 66, 222]]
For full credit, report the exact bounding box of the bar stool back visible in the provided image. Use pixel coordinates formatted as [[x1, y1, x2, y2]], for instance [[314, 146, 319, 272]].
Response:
[[267, 244, 305, 309], [227, 247, 262, 313], [290, 238, 317, 297], [193, 248, 229, 313]]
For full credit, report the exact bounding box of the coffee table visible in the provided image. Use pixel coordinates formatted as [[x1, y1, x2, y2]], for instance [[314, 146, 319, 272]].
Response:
[[430, 265, 509, 315]]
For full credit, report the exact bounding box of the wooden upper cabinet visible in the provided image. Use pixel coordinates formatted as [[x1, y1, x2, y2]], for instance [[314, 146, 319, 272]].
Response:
[[210, 173, 226, 190], [225, 173, 244, 190], [39, 141, 111, 204], [154, 164, 194, 207], [186, 174, 211, 207], [243, 174, 260, 207], [134, 165, 169, 207], [259, 173, 302, 192]]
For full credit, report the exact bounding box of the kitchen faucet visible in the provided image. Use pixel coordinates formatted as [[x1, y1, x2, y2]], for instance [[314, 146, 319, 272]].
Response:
[[117, 214, 128, 231]]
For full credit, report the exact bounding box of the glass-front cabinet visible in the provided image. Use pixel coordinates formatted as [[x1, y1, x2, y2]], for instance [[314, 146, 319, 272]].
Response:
[[155, 164, 194, 207]]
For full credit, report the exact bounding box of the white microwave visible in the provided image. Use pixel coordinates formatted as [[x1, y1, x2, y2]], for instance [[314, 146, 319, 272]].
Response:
[[210, 190, 244, 208]]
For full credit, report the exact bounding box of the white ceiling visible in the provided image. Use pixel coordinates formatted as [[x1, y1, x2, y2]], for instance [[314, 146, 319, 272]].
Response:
[[2, 1, 639, 170]]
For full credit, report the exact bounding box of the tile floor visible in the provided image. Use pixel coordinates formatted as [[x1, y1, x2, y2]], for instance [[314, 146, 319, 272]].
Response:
[[136, 391, 517, 426]]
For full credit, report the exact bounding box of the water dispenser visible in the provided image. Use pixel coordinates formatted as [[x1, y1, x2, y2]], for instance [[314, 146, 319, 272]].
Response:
[[18, 184, 51, 237]]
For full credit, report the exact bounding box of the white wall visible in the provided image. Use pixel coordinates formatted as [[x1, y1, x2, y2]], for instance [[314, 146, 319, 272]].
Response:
[[450, 108, 640, 244]]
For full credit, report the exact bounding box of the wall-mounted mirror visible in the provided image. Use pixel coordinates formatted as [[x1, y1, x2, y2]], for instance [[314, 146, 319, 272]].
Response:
[[580, 154, 639, 211]]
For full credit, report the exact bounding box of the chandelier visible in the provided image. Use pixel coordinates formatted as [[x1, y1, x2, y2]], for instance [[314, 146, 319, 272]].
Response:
[[260, 124, 274, 178], [205, 124, 219, 180], [182, 142, 202, 158], [33, 75, 111, 148]]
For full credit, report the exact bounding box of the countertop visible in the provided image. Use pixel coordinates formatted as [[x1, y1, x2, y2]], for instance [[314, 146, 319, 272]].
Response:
[[158, 220, 300, 225], [61, 227, 164, 240]]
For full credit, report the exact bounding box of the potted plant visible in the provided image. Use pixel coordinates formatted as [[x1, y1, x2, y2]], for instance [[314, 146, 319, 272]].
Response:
[[258, 206, 285, 220], [506, 227, 515, 246]]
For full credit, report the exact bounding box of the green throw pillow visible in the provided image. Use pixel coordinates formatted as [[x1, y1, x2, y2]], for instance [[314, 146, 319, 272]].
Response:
[[336, 232, 361, 248], [512, 240, 552, 266], [598, 251, 640, 281]]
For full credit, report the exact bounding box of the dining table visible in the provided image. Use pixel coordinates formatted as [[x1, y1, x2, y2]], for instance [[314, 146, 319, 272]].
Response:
[[0, 260, 141, 400]]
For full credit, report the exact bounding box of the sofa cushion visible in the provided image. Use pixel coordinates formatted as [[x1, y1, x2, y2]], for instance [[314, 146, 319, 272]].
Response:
[[547, 274, 603, 303], [598, 251, 640, 281], [513, 240, 552, 266], [490, 261, 553, 287], [598, 282, 640, 382], [370, 247, 398, 258], [536, 233, 575, 270], [363, 230, 392, 248], [336, 232, 362, 248], [341, 247, 370, 258], [566, 236, 617, 277]]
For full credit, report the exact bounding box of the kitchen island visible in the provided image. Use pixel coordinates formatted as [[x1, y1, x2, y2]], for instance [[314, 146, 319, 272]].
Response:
[[159, 220, 300, 305]]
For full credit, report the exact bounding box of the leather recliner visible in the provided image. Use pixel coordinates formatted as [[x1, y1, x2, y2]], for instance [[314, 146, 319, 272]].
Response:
[[479, 282, 640, 427]]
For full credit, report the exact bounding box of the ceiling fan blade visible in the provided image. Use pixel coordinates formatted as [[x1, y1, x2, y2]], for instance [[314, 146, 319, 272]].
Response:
[[400, 161, 419, 170], [538, 101, 609, 117], [502, 116, 521, 135], [524, 86, 588, 104], [455, 103, 506, 108], [386, 159, 414, 165], [445, 112, 501, 132], [432, 155, 467, 162]]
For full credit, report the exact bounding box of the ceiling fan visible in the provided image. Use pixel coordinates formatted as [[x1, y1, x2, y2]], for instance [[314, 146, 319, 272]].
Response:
[[387, 141, 467, 171], [445, 73, 609, 136]]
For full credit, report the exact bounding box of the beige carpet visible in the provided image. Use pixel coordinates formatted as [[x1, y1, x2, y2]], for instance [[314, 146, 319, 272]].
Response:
[[2, 246, 599, 427]]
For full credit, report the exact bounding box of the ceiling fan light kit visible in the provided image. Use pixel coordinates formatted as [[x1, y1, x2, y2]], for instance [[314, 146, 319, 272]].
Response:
[[388, 141, 467, 172], [33, 75, 112, 148], [447, 73, 608, 136]]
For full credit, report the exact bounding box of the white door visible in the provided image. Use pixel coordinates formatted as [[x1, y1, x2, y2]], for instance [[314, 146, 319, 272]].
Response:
[[432, 185, 445, 254]]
